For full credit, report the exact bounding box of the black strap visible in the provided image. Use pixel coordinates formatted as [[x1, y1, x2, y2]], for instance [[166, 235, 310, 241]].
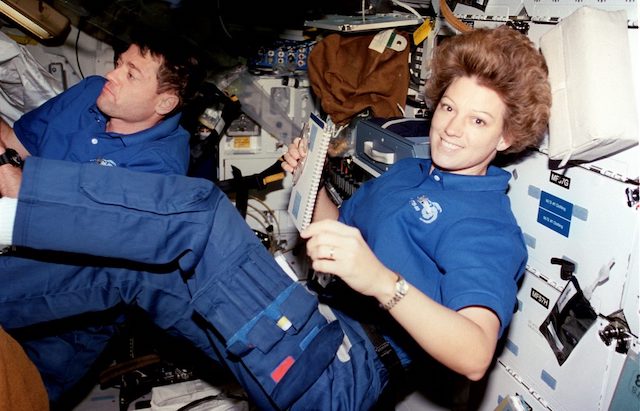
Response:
[[360, 322, 405, 385]]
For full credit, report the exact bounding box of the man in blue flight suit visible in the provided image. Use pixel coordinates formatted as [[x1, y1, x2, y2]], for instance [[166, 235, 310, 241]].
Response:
[[0, 30, 204, 402], [0, 157, 363, 410]]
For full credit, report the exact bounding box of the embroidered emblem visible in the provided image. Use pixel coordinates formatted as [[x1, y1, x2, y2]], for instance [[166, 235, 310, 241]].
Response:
[[92, 158, 117, 167], [410, 195, 442, 224]]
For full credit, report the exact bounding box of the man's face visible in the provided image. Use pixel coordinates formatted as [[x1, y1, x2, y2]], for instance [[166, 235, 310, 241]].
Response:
[[429, 76, 510, 176], [97, 44, 177, 133]]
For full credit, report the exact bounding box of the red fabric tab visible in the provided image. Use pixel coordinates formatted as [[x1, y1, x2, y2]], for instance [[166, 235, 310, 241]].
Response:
[[270, 355, 295, 383]]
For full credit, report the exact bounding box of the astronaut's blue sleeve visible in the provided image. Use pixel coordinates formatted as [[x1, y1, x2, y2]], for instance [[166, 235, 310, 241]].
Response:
[[13, 76, 101, 155], [13, 157, 217, 272]]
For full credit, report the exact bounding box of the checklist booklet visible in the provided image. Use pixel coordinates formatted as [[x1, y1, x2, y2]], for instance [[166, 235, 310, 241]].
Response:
[[287, 112, 333, 232]]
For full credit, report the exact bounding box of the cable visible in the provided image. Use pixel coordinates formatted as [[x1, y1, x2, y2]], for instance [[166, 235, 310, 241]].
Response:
[[75, 27, 85, 79], [439, 0, 473, 32], [392, 0, 425, 20], [247, 196, 285, 253], [247, 200, 281, 252], [248, 195, 281, 237], [245, 210, 270, 233], [216, 0, 233, 39], [247, 204, 279, 234]]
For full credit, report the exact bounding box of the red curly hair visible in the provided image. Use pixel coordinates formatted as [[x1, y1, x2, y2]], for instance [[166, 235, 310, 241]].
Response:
[[426, 26, 551, 153]]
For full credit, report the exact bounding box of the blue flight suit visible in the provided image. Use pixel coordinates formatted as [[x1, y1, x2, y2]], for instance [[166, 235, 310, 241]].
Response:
[[2, 157, 387, 411]]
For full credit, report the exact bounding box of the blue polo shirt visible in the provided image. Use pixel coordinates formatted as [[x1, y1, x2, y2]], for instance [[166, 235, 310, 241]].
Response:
[[338, 157, 527, 364], [13, 75, 189, 175]]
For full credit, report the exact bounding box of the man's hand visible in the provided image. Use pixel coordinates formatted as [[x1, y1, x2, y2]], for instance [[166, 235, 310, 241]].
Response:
[[0, 164, 21, 198]]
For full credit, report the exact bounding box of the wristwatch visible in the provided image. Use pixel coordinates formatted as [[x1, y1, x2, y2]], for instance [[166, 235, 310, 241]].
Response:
[[380, 273, 409, 310], [0, 148, 23, 169]]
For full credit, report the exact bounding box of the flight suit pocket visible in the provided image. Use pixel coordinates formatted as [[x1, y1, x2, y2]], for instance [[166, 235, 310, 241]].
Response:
[[194, 250, 344, 409]]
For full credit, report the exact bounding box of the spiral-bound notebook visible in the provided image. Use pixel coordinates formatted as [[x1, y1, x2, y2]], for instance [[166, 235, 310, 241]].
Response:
[[287, 112, 333, 232]]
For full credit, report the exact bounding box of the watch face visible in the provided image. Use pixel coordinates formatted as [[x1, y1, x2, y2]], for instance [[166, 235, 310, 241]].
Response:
[[396, 279, 409, 295], [8, 150, 23, 167]]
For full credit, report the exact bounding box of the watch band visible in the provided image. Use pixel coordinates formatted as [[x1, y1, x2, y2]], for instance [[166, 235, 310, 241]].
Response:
[[0, 148, 23, 169], [380, 273, 409, 311]]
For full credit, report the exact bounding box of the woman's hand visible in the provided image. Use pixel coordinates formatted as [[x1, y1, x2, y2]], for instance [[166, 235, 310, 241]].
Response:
[[281, 137, 306, 173], [301, 219, 395, 297]]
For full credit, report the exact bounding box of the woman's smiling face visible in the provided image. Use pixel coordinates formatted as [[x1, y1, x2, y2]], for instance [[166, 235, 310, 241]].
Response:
[[429, 76, 510, 176]]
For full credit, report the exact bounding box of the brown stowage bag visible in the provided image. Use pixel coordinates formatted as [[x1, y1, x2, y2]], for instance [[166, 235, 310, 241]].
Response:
[[0, 327, 49, 411], [308, 32, 410, 125]]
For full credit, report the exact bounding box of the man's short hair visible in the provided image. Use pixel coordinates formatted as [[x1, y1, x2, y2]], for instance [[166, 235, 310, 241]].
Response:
[[128, 29, 205, 114]]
